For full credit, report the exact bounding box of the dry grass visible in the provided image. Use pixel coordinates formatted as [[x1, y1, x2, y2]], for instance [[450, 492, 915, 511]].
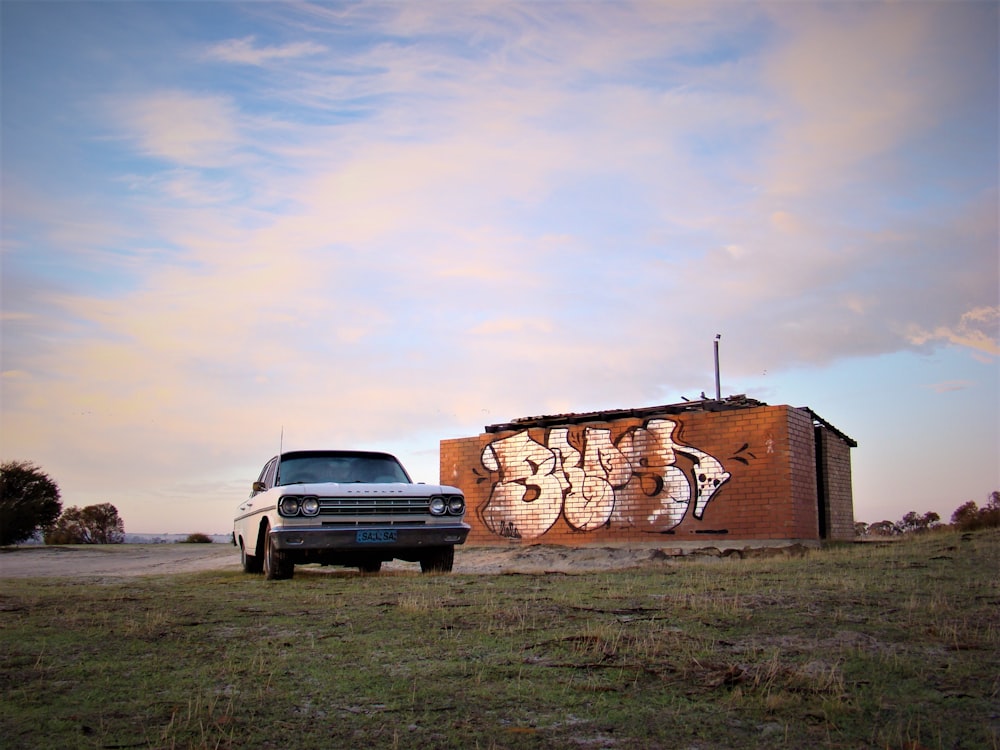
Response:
[[0, 528, 997, 749]]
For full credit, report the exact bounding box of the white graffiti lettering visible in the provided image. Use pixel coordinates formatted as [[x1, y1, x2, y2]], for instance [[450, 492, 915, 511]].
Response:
[[480, 431, 563, 539], [479, 419, 731, 540]]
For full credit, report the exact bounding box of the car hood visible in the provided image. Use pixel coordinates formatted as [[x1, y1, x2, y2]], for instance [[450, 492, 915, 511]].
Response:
[[274, 482, 460, 495]]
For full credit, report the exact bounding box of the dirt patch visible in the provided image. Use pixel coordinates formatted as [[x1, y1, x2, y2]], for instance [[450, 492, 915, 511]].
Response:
[[452, 544, 673, 574], [0, 541, 812, 579], [0, 543, 240, 578], [1, 543, 678, 578]]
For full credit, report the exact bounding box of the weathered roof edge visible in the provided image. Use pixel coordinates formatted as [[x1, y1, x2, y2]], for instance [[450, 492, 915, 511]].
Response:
[[484, 395, 857, 448], [798, 407, 858, 447], [485, 394, 765, 433]]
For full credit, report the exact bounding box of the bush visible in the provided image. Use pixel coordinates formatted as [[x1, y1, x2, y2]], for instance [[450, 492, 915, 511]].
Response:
[[182, 533, 214, 544]]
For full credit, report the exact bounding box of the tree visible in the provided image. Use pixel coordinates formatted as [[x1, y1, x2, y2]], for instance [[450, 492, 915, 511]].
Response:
[[44, 503, 125, 544], [867, 520, 898, 537], [951, 500, 979, 527], [988, 490, 1000, 512], [897, 511, 922, 534], [0, 460, 63, 545], [951, 492, 1000, 531], [894, 510, 942, 534]]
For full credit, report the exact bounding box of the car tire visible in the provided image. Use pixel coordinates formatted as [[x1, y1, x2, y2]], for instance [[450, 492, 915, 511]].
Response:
[[358, 560, 382, 574], [241, 540, 263, 574], [263, 527, 294, 580], [419, 546, 454, 574]]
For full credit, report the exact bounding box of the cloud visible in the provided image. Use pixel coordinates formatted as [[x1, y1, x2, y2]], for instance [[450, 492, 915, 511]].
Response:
[[115, 91, 241, 167], [25, 0, 993, 414], [762, 4, 951, 195], [923, 380, 974, 394], [204, 36, 326, 66], [907, 306, 1000, 357], [471, 317, 554, 336]]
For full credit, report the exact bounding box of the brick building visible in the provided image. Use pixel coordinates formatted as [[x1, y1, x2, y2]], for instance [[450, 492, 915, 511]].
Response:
[[440, 396, 856, 546]]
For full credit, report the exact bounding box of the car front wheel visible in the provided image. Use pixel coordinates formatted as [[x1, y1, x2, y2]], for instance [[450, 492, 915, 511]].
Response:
[[241, 539, 263, 574], [263, 527, 294, 580], [419, 546, 454, 574]]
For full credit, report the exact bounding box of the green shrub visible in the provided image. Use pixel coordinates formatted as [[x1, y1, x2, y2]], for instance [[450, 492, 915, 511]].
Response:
[[181, 533, 213, 544]]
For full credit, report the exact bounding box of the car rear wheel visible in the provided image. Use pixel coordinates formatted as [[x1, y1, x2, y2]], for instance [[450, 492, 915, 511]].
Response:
[[263, 526, 294, 580], [241, 539, 263, 574], [419, 546, 454, 574]]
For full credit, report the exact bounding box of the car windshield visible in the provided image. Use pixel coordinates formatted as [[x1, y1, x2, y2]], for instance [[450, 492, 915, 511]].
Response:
[[276, 455, 410, 486]]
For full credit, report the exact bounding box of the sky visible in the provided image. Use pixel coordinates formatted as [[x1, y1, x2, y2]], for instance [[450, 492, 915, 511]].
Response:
[[1, 1, 997, 536]]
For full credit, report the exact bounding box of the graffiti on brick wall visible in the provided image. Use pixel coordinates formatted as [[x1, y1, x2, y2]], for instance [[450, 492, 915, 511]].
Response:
[[477, 418, 732, 540]]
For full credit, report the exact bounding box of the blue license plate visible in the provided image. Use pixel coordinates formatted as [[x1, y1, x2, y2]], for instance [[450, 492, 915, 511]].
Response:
[[356, 529, 397, 544]]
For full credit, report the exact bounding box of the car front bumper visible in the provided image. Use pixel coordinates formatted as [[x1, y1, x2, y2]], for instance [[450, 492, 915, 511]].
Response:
[[268, 522, 470, 551]]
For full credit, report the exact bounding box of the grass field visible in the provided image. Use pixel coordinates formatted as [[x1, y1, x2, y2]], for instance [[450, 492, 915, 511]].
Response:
[[1, 529, 997, 749]]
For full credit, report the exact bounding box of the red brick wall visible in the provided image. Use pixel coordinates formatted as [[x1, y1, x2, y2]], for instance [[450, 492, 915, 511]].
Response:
[[788, 407, 821, 540], [441, 404, 837, 545], [815, 425, 856, 540]]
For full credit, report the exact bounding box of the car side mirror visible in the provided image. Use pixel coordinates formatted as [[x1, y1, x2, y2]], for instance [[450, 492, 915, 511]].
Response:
[[252, 481, 266, 494]]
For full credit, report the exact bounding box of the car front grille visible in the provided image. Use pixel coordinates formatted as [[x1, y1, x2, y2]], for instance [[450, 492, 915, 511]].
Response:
[[318, 497, 430, 516]]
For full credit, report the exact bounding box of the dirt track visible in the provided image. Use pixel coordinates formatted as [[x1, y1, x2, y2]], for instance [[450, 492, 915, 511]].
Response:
[[0, 542, 683, 579]]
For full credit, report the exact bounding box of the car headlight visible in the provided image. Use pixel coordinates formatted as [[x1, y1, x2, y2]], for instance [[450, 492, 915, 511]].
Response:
[[447, 496, 465, 516], [429, 496, 447, 516], [278, 497, 301, 517], [301, 497, 320, 516]]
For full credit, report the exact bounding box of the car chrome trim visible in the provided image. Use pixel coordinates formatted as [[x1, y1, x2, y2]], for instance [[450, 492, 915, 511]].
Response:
[[234, 504, 276, 524], [267, 523, 470, 551]]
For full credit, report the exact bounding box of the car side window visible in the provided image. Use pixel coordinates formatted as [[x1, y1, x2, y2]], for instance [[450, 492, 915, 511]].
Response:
[[252, 458, 278, 496], [263, 458, 278, 490]]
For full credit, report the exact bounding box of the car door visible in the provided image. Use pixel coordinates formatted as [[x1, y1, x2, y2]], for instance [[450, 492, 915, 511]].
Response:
[[236, 457, 278, 541]]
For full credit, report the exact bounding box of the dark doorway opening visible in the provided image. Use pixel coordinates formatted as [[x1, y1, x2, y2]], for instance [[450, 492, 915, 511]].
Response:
[[814, 426, 829, 539]]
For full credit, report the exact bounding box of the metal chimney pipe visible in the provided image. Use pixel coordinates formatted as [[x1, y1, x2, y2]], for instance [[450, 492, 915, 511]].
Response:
[[714, 334, 721, 401]]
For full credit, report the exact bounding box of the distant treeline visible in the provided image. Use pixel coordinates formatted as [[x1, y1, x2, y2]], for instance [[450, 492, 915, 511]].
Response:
[[857, 491, 1000, 537]]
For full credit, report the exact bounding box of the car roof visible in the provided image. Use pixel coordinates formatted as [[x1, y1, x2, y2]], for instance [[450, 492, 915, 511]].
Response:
[[275, 450, 400, 462]]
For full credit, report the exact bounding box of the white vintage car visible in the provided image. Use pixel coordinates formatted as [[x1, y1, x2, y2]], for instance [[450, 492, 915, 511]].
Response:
[[233, 450, 469, 579]]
